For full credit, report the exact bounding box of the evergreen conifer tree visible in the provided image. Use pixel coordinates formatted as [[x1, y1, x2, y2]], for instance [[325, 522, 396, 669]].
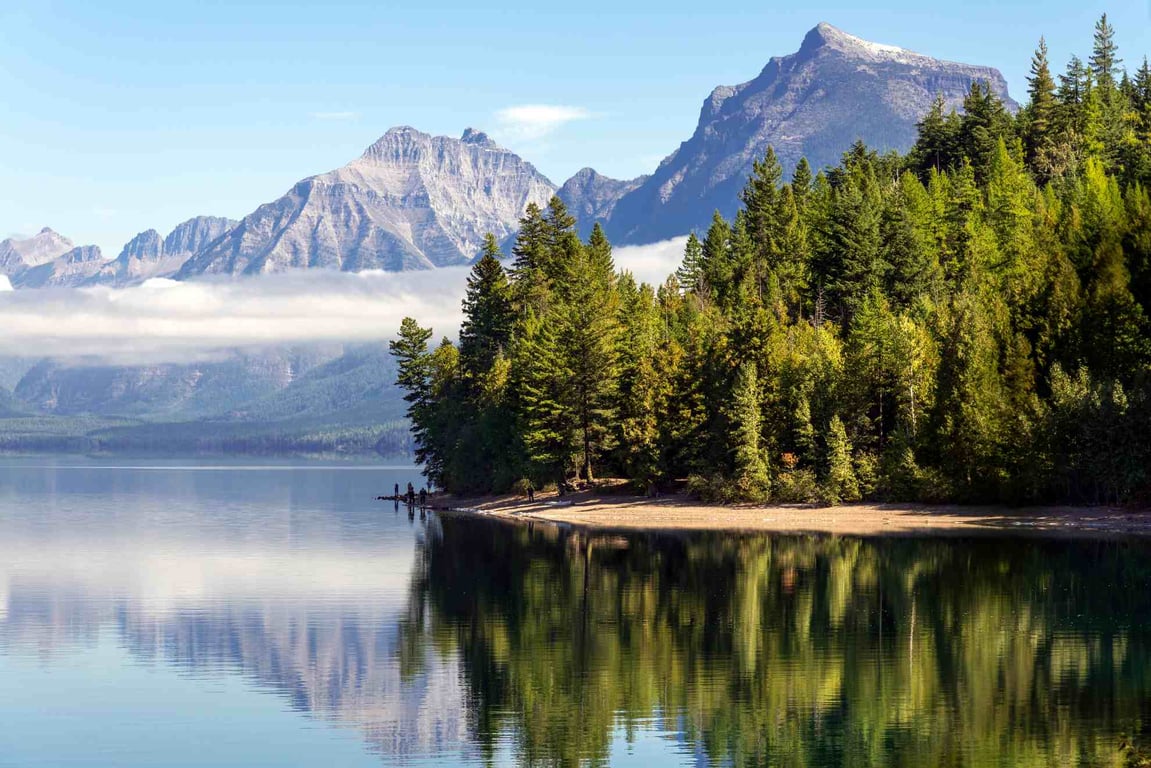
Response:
[[728, 361, 771, 501], [459, 234, 514, 378]]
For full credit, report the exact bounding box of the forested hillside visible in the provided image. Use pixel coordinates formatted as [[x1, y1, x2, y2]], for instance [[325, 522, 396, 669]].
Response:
[[394, 16, 1151, 505]]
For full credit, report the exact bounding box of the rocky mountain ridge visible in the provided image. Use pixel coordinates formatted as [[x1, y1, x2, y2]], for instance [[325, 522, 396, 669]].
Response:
[[176, 126, 556, 277], [2, 23, 1016, 288], [596, 22, 1017, 243]]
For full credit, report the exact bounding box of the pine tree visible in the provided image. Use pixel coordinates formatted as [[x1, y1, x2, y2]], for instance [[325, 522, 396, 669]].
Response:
[[701, 211, 733, 300], [741, 147, 783, 249], [728, 361, 771, 501], [771, 185, 810, 318], [792, 157, 814, 208], [512, 202, 547, 276], [1135, 58, 1151, 112], [909, 94, 960, 176], [585, 222, 615, 283], [516, 310, 576, 482], [1090, 13, 1122, 97], [1026, 38, 1058, 180], [676, 233, 705, 293], [959, 81, 1012, 182], [613, 275, 667, 486], [459, 234, 514, 378], [390, 318, 440, 479], [559, 230, 621, 482], [822, 415, 860, 505]]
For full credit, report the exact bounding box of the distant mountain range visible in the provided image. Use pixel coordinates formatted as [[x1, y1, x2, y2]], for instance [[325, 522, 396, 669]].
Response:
[[0, 345, 411, 457], [2, 23, 1015, 291], [0, 23, 1018, 455]]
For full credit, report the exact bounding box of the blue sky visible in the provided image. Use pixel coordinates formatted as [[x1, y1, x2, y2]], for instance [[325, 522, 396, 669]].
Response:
[[2, 0, 1149, 256]]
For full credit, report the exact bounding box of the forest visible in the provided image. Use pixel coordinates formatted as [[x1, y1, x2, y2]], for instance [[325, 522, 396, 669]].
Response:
[[393, 15, 1151, 505]]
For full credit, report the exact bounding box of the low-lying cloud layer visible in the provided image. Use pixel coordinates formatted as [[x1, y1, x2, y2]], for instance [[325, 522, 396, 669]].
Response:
[[0, 238, 687, 365]]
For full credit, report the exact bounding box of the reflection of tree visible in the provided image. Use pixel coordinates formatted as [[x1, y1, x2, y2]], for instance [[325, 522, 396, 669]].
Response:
[[404, 516, 1151, 767]]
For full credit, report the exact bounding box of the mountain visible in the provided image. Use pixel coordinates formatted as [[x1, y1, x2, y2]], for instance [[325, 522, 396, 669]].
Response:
[[177, 127, 556, 278], [1, 344, 410, 456], [556, 168, 647, 239], [594, 22, 1017, 244], [92, 216, 237, 286], [0, 228, 75, 279], [14, 245, 104, 289], [14, 347, 335, 419]]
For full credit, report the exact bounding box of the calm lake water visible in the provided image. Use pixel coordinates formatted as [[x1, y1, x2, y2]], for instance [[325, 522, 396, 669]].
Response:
[[1, 458, 1150, 767]]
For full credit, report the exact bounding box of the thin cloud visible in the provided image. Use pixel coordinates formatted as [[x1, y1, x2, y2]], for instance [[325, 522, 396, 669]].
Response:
[[0, 238, 688, 366], [494, 104, 593, 141], [310, 111, 359, 121]]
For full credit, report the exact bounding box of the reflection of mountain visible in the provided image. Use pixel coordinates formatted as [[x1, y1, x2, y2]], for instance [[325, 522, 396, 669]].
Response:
[[0, 465, 472, 764], [407, 515, 1151, 767], [2, 587, 470, 761]]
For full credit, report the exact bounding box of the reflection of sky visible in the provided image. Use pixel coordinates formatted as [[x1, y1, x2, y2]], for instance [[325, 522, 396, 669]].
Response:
[[0, 459, 699, 766], [0, 460, 474, 765]]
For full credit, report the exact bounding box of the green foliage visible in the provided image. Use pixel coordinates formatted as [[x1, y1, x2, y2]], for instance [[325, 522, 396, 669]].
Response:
[[821, 415, 860, 505], [395, 18, 1151, 503], [728, 362, 771, 501]]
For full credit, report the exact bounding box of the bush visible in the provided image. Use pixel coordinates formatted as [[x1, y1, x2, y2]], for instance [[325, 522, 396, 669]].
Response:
[[774, 468, 819, 503], [686, 473, 763, 503]]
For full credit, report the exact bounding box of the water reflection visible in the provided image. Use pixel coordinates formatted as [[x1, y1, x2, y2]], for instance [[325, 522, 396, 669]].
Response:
[[3, 461, 1150, 766], [0, 461, 475, 764], [403, 515, 1151, 767]]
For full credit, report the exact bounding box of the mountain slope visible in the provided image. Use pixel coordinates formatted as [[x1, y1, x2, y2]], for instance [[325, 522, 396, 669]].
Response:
[[14, 245, 105, 289], [602, 22, 1017, 244], [92, 216, 237, 286], [177, 127, 556, 277], [0, 228, 75, 279], [557, 168, 647, 239]]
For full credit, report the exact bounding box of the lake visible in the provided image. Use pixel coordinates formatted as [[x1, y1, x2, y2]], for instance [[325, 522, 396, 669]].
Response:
[[1, 458, 1149, 767]]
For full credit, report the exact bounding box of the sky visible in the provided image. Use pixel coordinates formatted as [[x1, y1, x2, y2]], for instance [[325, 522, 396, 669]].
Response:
[[2, 0, 1149, 257]]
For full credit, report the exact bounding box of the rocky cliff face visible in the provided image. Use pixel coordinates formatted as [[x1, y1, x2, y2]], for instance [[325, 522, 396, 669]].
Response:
[[600, 22, 1017, 244], [0, 228, 74, 277], [177, 127, 556, 278], [557, 168, 647, 239], [93, 216, 236, 286], [12, 245, 104, 289]]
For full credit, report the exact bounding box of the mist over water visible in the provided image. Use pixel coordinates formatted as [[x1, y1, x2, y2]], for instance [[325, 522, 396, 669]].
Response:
[[2, 459, 1149, 767]]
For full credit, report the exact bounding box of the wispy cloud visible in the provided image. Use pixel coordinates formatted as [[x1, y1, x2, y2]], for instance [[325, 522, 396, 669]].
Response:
[[0, 238, 688, 365], [494, 104, 593, 141], [91, 207, 117, 220], [309, 111, 359, 121]]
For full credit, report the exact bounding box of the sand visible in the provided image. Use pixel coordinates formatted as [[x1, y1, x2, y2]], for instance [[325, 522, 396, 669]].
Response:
[[438, 489, 1151, 537]]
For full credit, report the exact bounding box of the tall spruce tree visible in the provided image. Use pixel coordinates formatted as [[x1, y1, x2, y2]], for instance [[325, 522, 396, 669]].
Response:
[[1026, 38, 1058, 179], [559, 228, 621, 482], [676, 233, 705, 293], [1090, 13, 1121, 96], [728, 361, 771, 501], [459, 234, 514, 378]]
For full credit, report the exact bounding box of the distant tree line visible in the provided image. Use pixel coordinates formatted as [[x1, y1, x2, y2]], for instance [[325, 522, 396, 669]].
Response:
[[393, 15, 1151, 504]]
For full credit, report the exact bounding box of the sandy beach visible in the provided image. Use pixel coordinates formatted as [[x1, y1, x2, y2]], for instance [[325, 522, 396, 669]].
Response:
[[439, 488, 1151, 537]]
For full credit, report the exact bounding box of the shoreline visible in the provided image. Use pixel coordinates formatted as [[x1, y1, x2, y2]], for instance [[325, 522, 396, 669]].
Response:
[[432, 489, 1151, 538]]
